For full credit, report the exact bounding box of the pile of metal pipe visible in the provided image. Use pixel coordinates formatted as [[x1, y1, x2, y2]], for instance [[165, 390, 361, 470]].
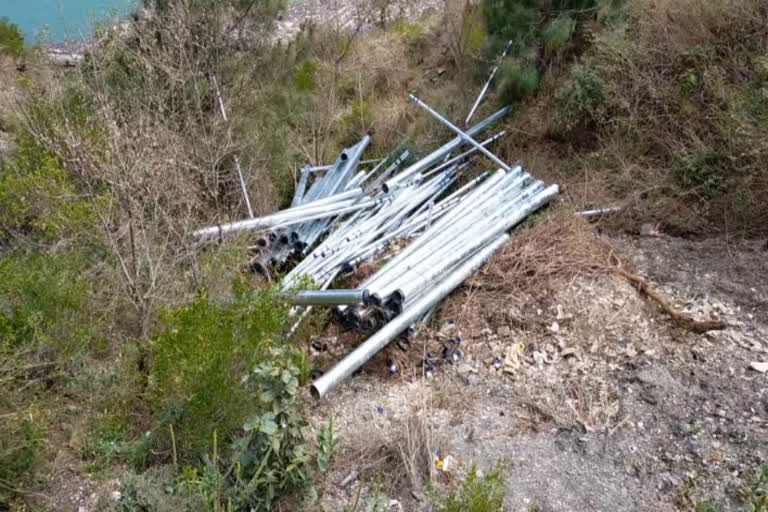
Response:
[[192, 94, 560, 397]]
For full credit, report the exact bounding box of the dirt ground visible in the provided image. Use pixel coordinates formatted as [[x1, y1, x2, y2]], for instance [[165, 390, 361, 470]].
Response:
[[309, 232, 768, 511]]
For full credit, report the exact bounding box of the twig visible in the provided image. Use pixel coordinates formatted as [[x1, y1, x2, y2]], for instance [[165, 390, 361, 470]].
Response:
[[615, 266, 728, 334]]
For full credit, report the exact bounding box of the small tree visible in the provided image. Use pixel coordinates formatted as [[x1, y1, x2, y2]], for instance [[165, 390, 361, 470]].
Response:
[[0, 18, 24, 58]]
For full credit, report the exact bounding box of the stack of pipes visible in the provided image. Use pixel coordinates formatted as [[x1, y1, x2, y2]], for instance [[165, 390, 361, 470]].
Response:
[[192, 96, 560, 397]]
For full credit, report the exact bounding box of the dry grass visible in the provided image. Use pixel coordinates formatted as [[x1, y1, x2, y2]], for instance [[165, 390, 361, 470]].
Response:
[[469, 207, 617, 296]]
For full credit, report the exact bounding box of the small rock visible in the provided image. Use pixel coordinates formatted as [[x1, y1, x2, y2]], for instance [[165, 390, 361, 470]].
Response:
[[532, 351, 547, 366], [561, 347, 578, 358], [549, 321, 560, 333], [498, 325, 511, 337], [503, 343, 525, 374], [749, 361, 768, 373], [339, 471, 359, 488]]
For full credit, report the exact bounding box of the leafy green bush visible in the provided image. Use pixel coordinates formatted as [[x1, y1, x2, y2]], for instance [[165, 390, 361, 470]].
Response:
[[0, 250, 96, 355], [498, 60, 539, 103], [482, 0, 624, 100], [229, 355, 311, 510], [0, 18, 24, 58], [673, 150, 726, 198], [295, 59, 318, 92], [743, 464, 768, 512], [0, 133, 97, 242], [555, 62, 604, 131], [433, 461, 508, 512], [542, 15, 577, 54], [148, 281, 291, 456]]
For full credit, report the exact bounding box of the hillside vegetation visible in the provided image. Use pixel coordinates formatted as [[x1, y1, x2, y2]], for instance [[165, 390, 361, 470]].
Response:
[[0, 0, 766, 510]]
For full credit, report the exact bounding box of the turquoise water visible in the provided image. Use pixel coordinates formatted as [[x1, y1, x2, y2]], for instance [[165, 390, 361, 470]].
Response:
[[0, 0, 138, 44]]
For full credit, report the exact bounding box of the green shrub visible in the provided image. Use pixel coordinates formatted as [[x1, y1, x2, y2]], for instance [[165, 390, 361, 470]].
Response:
[[295, 59, 318, 92], [433, 461, 508, 512], [555, 62, 604, 131], [498, 60, 539, 103], [0, 18, 24, 58], [673, 150, 726, 197], [148, 281, 291, 456], [0, 132, 97, 242], [0, 250, 96, 355], [167, 354, 310, 512], [542, 15, 577, 54], [338, 100, 371, 145]]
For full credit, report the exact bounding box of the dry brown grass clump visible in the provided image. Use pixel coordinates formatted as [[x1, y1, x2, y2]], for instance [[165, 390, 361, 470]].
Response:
[[471, 208, 616, 296]]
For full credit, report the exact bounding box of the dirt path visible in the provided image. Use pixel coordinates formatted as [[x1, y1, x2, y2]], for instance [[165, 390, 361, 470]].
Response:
[[310, 234, 768, 511]]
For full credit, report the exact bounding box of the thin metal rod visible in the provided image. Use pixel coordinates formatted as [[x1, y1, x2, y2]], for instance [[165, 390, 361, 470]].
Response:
[[465, 40, 513, 126], [409, 94, 511, 173], [212, 75, 254, 219], [420, 131, 506, 181], [383, 106, 511, 192]]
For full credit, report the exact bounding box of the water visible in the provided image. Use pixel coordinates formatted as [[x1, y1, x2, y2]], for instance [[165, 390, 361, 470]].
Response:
[[0, 0, 138, 44]]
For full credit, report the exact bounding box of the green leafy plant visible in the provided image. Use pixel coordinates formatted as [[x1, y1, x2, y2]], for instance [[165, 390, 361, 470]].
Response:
[[229, 353, 311, 511], [316, 415, 340, 476], [673, 150, 727, 198], [432, 461, 508, 512], [542, 15, 577, 54]]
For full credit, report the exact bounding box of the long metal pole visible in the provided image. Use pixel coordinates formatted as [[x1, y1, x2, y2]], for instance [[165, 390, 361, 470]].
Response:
[[465, 40, 513, 126], [409, 94, 512, 172], [311, 233, 510, 398], [212, 75, 254, 219]]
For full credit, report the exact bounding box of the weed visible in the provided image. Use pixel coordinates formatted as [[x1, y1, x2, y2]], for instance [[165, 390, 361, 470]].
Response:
[[542, 15, 578, 54], [316, 415, 340, 476], [695, 500, 722, 512], [432, 461, 508, 512], [0, 411, 46, 507]]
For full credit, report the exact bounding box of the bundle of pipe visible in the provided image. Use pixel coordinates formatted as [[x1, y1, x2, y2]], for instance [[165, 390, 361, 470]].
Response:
[[311, 170, 560, 397]]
